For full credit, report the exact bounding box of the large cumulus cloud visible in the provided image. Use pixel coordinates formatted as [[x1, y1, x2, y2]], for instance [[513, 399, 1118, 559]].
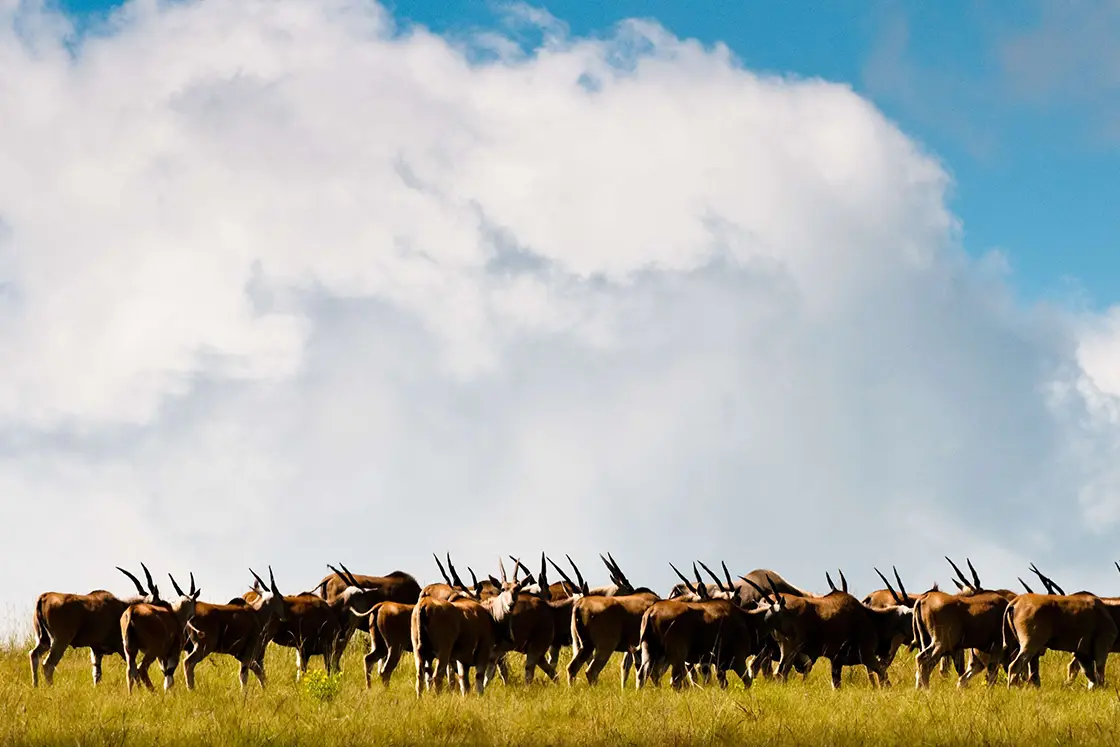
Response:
[[1, 0, 1119, 633]]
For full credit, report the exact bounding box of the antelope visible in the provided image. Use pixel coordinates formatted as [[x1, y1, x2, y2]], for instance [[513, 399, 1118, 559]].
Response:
[[314, 564, 420, 658], [182, 568, 287, 691], [862, 568, 962, 677], [638, 562, 768, 690], [535, 554, 576, 670], [911, 558, 1012, 689], [1003, 584, 1116, 689], [120, 572, 202, 693], [268, 575, 344, 682], [1022, 563, 1120, 686], [410, 575, 531, 696], [743, 572, 891, 689], [360, 600, 415, 688], [485, 557, 558, 685], [550, 555, 660, 688], [29, 565, 159, 687]]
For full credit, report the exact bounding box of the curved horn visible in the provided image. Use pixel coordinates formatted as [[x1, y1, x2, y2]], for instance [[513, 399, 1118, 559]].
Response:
[[1018, 577, 1034, 594], [337, 563, 361, 588], [268, 566, 280, 597], [944, 557, 973, 589], [510, 556, 534, 584], [765, 574, 785, 607], [116, 567, 147, 597], [168, 573, 186, 598], [327, 564, 350, 587], [739, 576, 772, 603], [607, 553, 631, 589], [874, 567, 901, 605], [892, 566, 909, 603], [565, 555, 589, 595], [599, 554, 620, 586], [721, 562, 736, 595], [432, 555, 452, 585], [838, 569, 848, 593], [669, 563, 697, 594], [189, 572, 197, 596], [546, 556, 577, 592], [697, 561, 727, 593], [498, 557, 508, 584], [249, 568, 267, 590], [141, 563, 159, 599], [826, 572, 837, 592], [446, 555, 467, 590], [965, 558, 982, 590]]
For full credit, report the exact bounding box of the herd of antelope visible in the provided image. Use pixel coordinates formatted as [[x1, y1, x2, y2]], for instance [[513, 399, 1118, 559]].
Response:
[[26, 554, 1120, 696]]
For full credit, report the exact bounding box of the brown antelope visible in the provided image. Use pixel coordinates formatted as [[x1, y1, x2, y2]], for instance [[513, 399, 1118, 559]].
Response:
[[1003, 586, 1116, 689], [360, 600, 415, 688], [410, 576, 531, 696], [638, 563, 769, 690], [29, 565, 159, 687], [268, 579, 343, 683], [550, 555, 659, 688], [1022, 563, 1120, 686], [855, 566, 963, 676], [120, 572, 202, 693], [313, 563, 420, 659], [912, 558, 1012, 689], [485, 559, 558, 686], [743, 573, 890, 689], [535, 554, 576, 670], [182, 568, 288, 691]]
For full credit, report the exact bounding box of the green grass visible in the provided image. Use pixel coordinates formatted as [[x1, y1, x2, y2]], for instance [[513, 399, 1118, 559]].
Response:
[[3, 641, 1120, 746]]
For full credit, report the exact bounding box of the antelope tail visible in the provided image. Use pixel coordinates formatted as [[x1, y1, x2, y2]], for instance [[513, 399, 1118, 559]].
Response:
[[368, 602, 387, 658], [912, 598, 929, 652], [1001, 602, 1017, 655], [32, 595, 48, 640]]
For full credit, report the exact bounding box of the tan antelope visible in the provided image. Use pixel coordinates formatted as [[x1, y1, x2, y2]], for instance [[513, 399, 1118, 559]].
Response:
[[1020, 563, 1120, 687], [410, 575, 531, 696], [29, 565, 159, 687], [182, 568, 287, 691], [549, 555, 660, 688], [911, 558, 1012, 689], [862, 568, 962, 677], [120, 572, 202, 693], [1003, 585, 1116, 689], [360, 600, 415, 688]]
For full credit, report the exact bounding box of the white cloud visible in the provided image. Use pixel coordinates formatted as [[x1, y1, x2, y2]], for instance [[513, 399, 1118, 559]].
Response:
[[2, 0, 1120, 633]]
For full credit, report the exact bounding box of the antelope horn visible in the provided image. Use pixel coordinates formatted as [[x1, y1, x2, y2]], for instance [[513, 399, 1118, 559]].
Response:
[[721, 562, 735, 595], [189, 572, 196, 596], [951, 578, 964, 591], [510, 556, 534, 584], [740, 576, 772, 604], [141, 562, 159, 599], [338, 563, 360, 588], [892, 566, 909, 602], [607, 553, 631, 589], [874, 567, 901, 605], [1018, 577, 1034, 594], [965, 558, 982, 590], [599, 554, 621, 586], [117, 567, 147, 597], [249, 568, 267, 591], [765, 574, 785, 607], [268, 566, 280, 596], [546, 556, 577, 592], [565, 555, 588, 594], [498, 557, 508, 584], [944, 557, 973, 589], [838, 569, 848, 593], [327, 564, 349, 586], [446, 555, 467, 590], [826, 572, 837, 592], [168, 573, 186, 598], [433, 555, 452, 585], [697, 561, 727, 593], [669, 563, 696, 594]]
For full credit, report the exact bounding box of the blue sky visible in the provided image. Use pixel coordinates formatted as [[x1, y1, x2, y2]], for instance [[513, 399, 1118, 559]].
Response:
[[56, 0, 1120, 309]]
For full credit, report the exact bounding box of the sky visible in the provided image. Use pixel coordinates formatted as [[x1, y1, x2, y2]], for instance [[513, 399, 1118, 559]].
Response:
[[1, 0, 1119, 634]]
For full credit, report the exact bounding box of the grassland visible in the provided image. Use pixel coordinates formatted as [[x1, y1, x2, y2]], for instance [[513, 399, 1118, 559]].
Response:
[[2, 640, 1120, 746]]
